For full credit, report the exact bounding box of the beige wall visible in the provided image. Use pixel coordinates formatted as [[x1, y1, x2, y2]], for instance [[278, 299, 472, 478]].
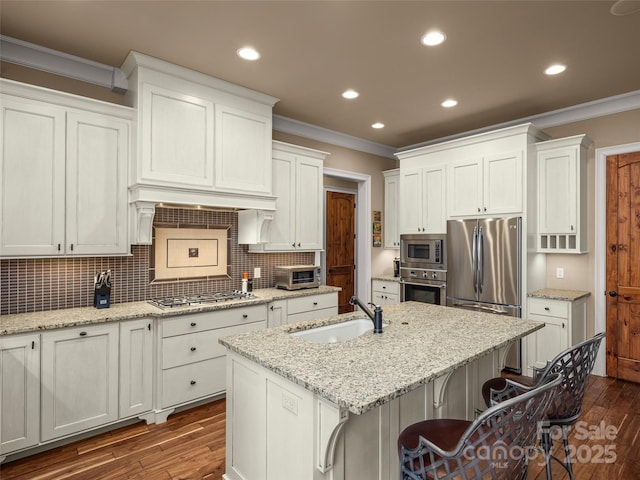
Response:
[[273, 131, 399, 277], [541, 109, 640, 336]]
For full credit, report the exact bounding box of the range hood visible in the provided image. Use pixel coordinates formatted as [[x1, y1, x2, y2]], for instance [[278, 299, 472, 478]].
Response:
[[129, 185, 277, 245], [237, 210, 274, 244]]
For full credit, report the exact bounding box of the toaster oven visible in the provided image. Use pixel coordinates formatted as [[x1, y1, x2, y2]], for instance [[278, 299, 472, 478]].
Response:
[[274, 265, 320, 290]]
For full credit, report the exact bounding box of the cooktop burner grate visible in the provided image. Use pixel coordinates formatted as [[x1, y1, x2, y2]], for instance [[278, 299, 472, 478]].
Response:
[[148, 291, 254, 309]]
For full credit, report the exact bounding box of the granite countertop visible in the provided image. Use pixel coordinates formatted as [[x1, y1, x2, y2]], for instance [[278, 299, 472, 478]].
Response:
[[0, 285, 341, 336], [528, 288, 591, 301], [219, 302, 544, 415], [371, 275, 400, 282]]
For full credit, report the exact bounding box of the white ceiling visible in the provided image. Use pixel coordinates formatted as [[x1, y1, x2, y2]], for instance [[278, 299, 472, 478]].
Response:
[[1, 0, 639, 149]]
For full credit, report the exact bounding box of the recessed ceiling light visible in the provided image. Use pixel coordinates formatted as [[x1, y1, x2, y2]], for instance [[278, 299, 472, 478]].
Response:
[[342, 89, 359, 99], [610, 0, 640, 16], [421, 30, 446, 46], [237, 47, 260, 61], [545, 64, 566, 75], [371, 122, 385, 129], [441, 99, 458, 108]]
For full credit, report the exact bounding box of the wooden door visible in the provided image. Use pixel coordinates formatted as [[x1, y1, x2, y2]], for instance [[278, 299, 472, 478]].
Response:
[[326, 191, 356, 313], [606, 151, 640, 382]]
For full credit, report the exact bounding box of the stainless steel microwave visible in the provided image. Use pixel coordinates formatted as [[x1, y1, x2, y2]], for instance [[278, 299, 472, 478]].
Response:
[[274, 265, 320, 290], [400, 234, 447, 270]]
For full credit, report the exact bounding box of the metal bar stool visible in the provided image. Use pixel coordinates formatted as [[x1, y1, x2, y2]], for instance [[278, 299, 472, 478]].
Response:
[[482, 332, 605, 480], [398, 372, 563, 480]]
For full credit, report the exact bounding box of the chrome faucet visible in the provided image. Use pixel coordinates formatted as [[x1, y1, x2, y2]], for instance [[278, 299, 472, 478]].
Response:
[[349, 295, 384, 334]]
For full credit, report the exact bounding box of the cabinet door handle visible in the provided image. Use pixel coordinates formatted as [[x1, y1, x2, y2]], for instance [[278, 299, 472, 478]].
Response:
[[562, 323, 565, 329], [313, 302, 318, 306], [190, 322, 197, 327], [70, 244, 74, 251], [190, 347, 196, 351], [270, 305, 274, 311], [483, 207, 487, 212], [79, 331, 87, 336], [297, 243, 301, 247], [32, 340, 36, 349], [242, 314, 248, 318], [477, 207, 481, 213], [570, 225, 574, 231], [544, 307, 550, 311], [57, 243, 61, 251], [292, 242, 296, 247], [190, 380, 196, 385]]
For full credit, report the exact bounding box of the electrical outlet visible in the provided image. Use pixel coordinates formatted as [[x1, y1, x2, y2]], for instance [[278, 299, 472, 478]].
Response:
[[254, 267, 261, 279], [556, 267, 565, 279]]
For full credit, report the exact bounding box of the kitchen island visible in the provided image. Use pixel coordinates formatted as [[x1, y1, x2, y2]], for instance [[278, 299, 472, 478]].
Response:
[[220, 301, 544, 480]]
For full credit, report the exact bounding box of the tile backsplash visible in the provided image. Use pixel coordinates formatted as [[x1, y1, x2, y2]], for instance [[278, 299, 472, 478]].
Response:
[[0, 207, 314, 315]]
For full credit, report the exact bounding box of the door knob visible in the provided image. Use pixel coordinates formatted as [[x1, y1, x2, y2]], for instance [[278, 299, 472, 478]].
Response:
[[608, 291, 618, 297]]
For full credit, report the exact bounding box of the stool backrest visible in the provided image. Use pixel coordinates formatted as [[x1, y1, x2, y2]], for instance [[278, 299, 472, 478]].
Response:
[[534, 332, 604, 422], [400, 373, 563, 480]]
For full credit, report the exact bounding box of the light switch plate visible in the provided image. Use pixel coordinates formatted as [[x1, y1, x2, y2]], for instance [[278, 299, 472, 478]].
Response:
[[556, 267, 565, 279], [254, 267, 261, 278]]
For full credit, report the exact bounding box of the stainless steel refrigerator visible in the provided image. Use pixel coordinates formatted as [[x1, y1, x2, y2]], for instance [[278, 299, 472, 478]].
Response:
[[446, 216, 522, 372]]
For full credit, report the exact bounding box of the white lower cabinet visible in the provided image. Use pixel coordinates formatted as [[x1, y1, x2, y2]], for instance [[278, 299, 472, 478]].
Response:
[[286, 292, 339, 324], [119, 318, 153, 418], [267, 299, 288, 328], [371, 280, 400, 306], [156, 305, 267, 417], [41, 323, 119, 442], [0, 333, 40, 456], [525, 296, 587, 376]]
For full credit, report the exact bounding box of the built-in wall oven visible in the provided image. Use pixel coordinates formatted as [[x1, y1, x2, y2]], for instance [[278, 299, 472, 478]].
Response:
[[399, 234, 447, 306]]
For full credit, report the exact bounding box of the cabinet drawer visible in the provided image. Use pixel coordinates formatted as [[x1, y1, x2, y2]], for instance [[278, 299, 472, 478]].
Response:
[[162, 321, 264, 369], [527, 298, 569, 318], [372, 280, 400, 296], [161, 358, 225, 408], [288, 306, 337, 324], [162, 304, 267, 337], [287, 293, 338, 315]]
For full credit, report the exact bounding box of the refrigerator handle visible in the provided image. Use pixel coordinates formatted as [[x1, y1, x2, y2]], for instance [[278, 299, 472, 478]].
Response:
[[472, 226, 478, 294], [478, 226, 484, 294]]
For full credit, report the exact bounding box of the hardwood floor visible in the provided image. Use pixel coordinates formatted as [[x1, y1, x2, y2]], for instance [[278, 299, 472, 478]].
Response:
[[1, 375, 638, 479]]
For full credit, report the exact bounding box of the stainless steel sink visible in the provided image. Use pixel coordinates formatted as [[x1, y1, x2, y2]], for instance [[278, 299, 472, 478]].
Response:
[[291, 318, 387, 343]]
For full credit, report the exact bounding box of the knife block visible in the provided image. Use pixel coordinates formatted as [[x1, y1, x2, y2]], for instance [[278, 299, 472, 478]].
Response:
[[94, 285, 111, 309]]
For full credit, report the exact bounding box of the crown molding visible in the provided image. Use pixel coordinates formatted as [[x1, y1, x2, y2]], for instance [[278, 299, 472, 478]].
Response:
[[272, 115, 397, 159]]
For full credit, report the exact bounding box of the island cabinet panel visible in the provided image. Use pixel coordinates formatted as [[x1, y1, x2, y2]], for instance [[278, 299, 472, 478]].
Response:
[[41, 323, 119, 442], [0, 333, 40, 456]]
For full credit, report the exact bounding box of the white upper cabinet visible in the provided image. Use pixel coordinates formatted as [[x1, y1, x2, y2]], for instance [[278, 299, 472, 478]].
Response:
[[121, 51, 278, 211], [139, 83, 214, 188], [448, 150, 523, 217], [215, 104, 272, 195], [383, 169, 400, 247], [399, 164, 446, 234], [0, 80, 131, 257], [250, 141, 327, 252], [536, 134, 591, 253]]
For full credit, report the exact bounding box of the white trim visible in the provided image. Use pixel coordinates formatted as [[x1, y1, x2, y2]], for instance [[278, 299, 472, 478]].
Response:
[[323, 168, 372, 303], [594, 141, 640, 377], [0, 35, 128, 93], [400, 91, 640, 152], [273, 115, 397, 159]]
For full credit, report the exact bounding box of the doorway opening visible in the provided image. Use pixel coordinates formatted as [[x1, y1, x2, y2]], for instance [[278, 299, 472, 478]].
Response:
[[320, 168, 372, 303]]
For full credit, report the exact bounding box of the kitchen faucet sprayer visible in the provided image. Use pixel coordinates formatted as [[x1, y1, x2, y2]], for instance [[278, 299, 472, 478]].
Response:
[[349, 296, 384, 334]]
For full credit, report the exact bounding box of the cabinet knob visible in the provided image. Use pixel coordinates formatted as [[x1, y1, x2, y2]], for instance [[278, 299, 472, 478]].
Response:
[[79, 331, 87, 337], [242, 314, 248, 318], [483, 207, 487, 212], [544, 307, 550, 311], [190, 380, 196, 385], [190, 347, 196, 351], [382, 286, 386, 289], [270, 305, 274, 311], [478, 207, 481, 213], [297, 242, 301, 247], [571, 225, 574, 231], [292, 242, 296, 247], [190, 322, 197, 327], [313, 302, 318, 306]]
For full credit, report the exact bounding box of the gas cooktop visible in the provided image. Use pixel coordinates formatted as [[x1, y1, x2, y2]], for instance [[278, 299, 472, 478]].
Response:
[[148, 291, 254, 309]]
